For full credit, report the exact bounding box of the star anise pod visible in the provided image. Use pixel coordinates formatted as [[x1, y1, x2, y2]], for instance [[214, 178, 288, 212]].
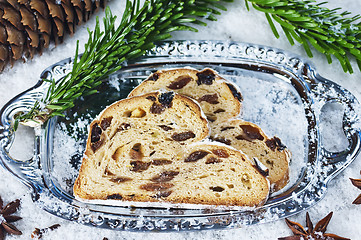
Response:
[[0, 196, 22, 240], [350, 171, 361, 204], [278, 212, 350, 240]]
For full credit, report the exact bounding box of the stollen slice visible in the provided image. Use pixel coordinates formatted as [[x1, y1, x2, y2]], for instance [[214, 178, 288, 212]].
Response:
[[74, 91, 209, 200], [74, 91, 269, 207], [129, 68, 243, 123]]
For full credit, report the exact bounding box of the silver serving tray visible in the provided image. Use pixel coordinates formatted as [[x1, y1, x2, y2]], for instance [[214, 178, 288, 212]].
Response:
[[0, 41, 360, 231]]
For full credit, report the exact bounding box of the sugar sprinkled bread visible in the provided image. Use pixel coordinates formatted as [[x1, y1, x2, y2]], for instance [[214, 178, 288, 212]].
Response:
[[129, 68, 243, 123], [74, 92, 269, 207]]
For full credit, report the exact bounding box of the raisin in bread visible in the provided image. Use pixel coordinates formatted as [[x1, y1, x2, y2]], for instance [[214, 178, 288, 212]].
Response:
[[74, 92, 269, 207], [211, 119, 291, 191], [128, 68, 242, 123]]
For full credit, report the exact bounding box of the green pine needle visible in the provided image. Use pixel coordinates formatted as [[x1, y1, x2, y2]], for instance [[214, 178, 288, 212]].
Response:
[[246, 0, 361, 73], [14, 0, 231, 128]]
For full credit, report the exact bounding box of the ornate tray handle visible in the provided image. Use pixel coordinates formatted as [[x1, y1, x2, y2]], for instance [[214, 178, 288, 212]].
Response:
[[0, 87, 42, 192], [0, 58, 71, 194], [307, 66, 361, 179]]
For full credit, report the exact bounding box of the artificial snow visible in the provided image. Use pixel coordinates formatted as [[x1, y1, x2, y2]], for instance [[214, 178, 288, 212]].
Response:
[[1, 0, 361, 239]]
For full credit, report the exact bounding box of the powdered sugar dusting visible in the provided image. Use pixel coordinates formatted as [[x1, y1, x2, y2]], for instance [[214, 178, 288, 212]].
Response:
[[108, 75, 122, 91], [52, 120, 87, 193]]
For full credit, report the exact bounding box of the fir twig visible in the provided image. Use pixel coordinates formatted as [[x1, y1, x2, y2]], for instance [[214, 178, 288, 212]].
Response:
[[14, 0, 231, 129], [245, 0, 361, 73]]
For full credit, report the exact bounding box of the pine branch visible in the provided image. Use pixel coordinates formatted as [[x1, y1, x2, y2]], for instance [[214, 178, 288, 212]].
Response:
[[14, 0, 231, 129], [245, 0, 361, 73], [14, 0, 361, 130]]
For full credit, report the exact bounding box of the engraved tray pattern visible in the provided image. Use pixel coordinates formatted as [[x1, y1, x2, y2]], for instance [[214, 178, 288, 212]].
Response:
[[0, 41, 360, 231]]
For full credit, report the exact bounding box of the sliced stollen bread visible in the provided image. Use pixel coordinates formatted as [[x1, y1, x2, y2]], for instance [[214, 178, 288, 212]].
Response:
[[129, 68, 291, 192], [138, 143, 269, 207], [74, 91, 209, 200], [211, 119, 291, 191], [128, 68, 243, 123], [74, 91, 269, 207]]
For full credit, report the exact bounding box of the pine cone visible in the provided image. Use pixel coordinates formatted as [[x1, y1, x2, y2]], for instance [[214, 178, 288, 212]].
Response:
[[0, 0, 105, 72]]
